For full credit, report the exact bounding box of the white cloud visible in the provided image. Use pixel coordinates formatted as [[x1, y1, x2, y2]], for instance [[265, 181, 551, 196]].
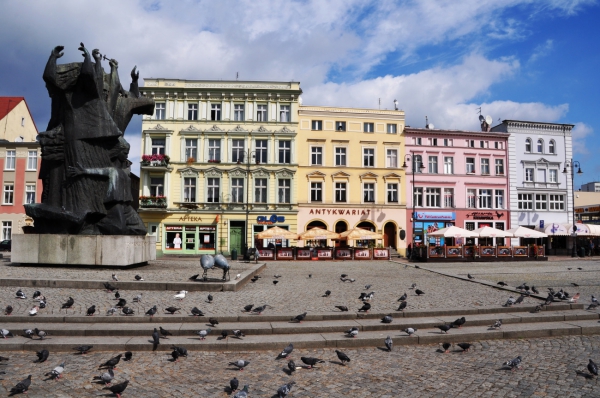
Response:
[[528, 39, 554, 64], [571, 122, 594, 155]]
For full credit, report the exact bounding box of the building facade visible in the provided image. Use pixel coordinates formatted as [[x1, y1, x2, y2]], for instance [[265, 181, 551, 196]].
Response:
[[138, 80, 302, 256], [297, 106, 407, 254], [581, 182, 600, 192], [403, 127, 510, 246], [0, 97, 41, 240]]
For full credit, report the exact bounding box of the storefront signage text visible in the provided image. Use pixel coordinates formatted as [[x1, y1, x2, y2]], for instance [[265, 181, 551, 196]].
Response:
[[414, 212, 455, 220], [178, 215, 203, 222], [465, 211, 503, 220], [577, 206, 600, 213], [309, 209, 371, 216], [257, 214, 285, 225]]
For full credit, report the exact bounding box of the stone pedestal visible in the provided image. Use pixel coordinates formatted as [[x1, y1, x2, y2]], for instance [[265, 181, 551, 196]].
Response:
[[12, 235, 156, 267]]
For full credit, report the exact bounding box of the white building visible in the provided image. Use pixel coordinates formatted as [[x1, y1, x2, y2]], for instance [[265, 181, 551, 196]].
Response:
[[581, 182, 600, 192]]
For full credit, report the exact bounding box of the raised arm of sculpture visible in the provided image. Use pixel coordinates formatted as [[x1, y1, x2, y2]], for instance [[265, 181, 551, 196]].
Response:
[[42, 46, 64, 89], [107, 58, 123, 115], [129, 66, 140, 98], [78, 43, 100, 99]]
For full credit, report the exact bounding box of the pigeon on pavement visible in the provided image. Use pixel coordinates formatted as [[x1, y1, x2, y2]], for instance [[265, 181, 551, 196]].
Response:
[[468, 273, 474, 279], [196, 329, 211, 340], [278, 343, 294, 359], [532, 286, 540, 294], [174, 290, 187, 300], [207, 294, 213, 303], [452, 317, 466, 328], [209, 317, 219, 327], [106, 307, 117, 316], [74, 345, 93, 354], [170, 349, 180, 362], [116, 298, 127, 308], [300, 357, 324, 369], [291, 312, 307, 323], [504, 296, 516, 307], [410, 283, 416, 289], [457, 343, 472, 353], [5, 305, 13, 315], [588, 359, 598, 376], [159, 327, 173, 339], [35, 349, 49, 363], [133, 294, 142, 303], [122, 307, 134, 316], [404, 327, 417, 337], [385, 336, 393, 351], [335, 306, 348, 312], [124, 352, 133, 361], [16, 289, 26, 299], [34, 328, 48, 340], [415, 289, 425, 296], [233, 385, 249, 398], [287, 360, 296, 373], [442, 342, 451, 353], [87, 305, 96, 316], [10, 375, 31, 395], [358, 303, 371, 312], [497, 281, 508, 286], [93, 368, 114, 385], [229, 377, 239, 392], [398, 293, 407, 302], [103, 380, 129, 398], [232, 330, 245, 339], [504, 355, 522, 371], [61, 297, 74, 309], [323, 290, 331, 297], [251, 304, 271, 315], [243, 304, 254, 312], [29, 306, 38, 316], [381, 314, 393, 323], [145, 306, 157, 317], [99, 354, 121, 369], [112, 273, 118, 281], [135, 275, 144, 281], [345, 327, 359, 338], [514, 295, 525, 305], [1, 329, 13, 339], [164, 307, 181, 315], [23, 329, 34, 339], [437, 324, 451, 334], [152, 328, 160, 351], [277, 381, 296, 398], [45, 362, 65, 380], [191, 307, 204, 316], [104, 282, 117, 292], [229, 360, 250, 371], [171, 346, 187, 357], [491, 319, 503, 329], [335, 350, 350, 366], [397, 301, 407, 312]]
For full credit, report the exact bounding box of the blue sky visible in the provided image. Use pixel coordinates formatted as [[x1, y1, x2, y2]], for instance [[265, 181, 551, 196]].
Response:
[[0, 0, 598, 186]]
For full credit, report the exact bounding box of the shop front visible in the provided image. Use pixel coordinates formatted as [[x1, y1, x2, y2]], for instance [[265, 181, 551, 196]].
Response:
[[459, 210, 509, 246], [412, 211, 455, 246], [164, 224, 217, 255]]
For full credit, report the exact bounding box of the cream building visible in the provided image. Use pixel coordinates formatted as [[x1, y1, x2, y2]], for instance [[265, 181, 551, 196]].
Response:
[[139, 80, 302, 256], [297, 105, 407, 254]]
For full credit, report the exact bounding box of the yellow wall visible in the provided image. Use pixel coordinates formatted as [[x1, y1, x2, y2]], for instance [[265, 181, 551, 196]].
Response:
[[0, 100, 38, 142]]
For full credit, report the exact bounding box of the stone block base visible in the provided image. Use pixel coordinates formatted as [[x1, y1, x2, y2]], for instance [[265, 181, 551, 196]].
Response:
[[12, 235, 156, 267]]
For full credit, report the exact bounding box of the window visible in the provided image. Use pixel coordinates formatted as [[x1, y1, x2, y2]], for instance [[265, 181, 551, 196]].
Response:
[[481, 158, 490, 175], [363, 183, 375, 202], [468, 140, 475, 148], [444, 188, 454, 208], [185, 139, 197, 161], [535, 194, 547, 210], [234, 104, 245, 121], [549, 140, 555, 154], [465, 222, 475, 231], [255, 140, 268, 163], [466, 189, 476, 208], [443, 138, 451, 146], [335, 182, 347, 203], [363, 148, 375, 167], [5, 150, 15, 170], [336, 121, 346, 131], [525, 138, 532, 153], [211, 104, 221, 121], [432, 138, 438, 146], [254, 178, 267, 203], [151, 138, 165, 155], [2, 221, 11, 240], [425, 188, 441, 207], [387, 124, 397, 134], [3, 184, 14, 204], [150, 177, 164, 197], [27, 151, 37, 170], [525, 168, 534, 182], [311, 147, 323, 165], [413, 155, 423, 173], [256, 105, 267, 121], [428, 156, 438, 173], [416, 137, 422, 145], [183, 178, 196, 202], [444, 157, 454, 174], [155, 103, 165, 120], [208, 139, 221, 161], [187, 104, 198, 120], [364, 123, 374, 133], [278, 141, 291, 164], [231, 178, 244, 203], [310, 182, 322, 202], [537, 139, 543, 153], [231, 139, 245, 163], [518, 193, 533, 210], [549, 169, 558, 183], [480, 140, 485, 148], [549, 194, 564, 210], [466, 157, 475, 174], [538, 169, 546, 183], [413, 187, 423, 206], [279, 105, 290, 122], [278, 179, 291, 203], [311, 120, 323, 130], [25, 184, 36, 204], [478, 189, 492, 208], [495, 190, 504, 209], [387, 183, 398, 203], [335, 147, 346, 166], [495, 159, 504, 175], [386, 149, 398, 168], [207, 178, 220, 202]]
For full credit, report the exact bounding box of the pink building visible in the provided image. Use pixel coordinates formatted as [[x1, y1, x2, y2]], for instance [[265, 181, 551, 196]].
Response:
[[403, 127, 510, 247]]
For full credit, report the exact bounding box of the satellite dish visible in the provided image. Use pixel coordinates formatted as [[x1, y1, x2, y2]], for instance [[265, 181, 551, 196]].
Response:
[[298, 96, 303, 105], [428, 123, 434, 129], [485, 115, 492, 125], [479, 115, 485, 123]]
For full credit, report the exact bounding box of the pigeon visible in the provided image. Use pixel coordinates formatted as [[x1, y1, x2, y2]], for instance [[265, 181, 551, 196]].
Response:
[[100, 354, 122, 369], [278, 343, 294, 359], [504, 355, 522, 371], [335, 306, 349, 312], [243, 304, 254, 312], [534, 305, 543, 313], [398, 293, 407, 302], [229, 359, 250, 371], [116, 298, 127, 308], [38, 300, 46, 309], [363, 292, 374, 301], [23, 329, 34, 339], [10, 375, 32, 395], [442, 342, 451, 353], [457, 343, 472, 352], [74, 345, 93, 354], [135, 275, 144, 281], [578, 267, 583, 270], [365, 284, 372, 290], [164, 307, 181, 315], [437, 324, 451, 334], [514, 295, 525, 305], [277, 381, 296, 398], [588, 359, 598, 376], [112, 273, 118, 281], [335, 350, 351, 366], [94, 368, 114, 385], [569, 293, 580, 303], [232, 330, 245, 339], [170, 349, 180, 362], [404, 327, 417, 337], [45, 361, 65, 381], [415, 289, 425, 296], [103, 380, 129, 398], [34, 328, 48, 340], [497, 281, 508, 286], [1, 329, 13, 339], [273, 280, 279, 285], [32, 291, 42, 299], [16, 289, 26, 299], [159, 327, 173, 339], [196, 328, 211, 340], [274, 274, 282, 278], [230, 377, 239, 392], [592, 295, 598, 303], [544, 294, 554, 306], [106, 307, 117, 316], [452, 317, 466, 328], [308, 274, 312, 278], [104, 282, 117, 292], [345, 327, 359, 338], [61, 296, 74, 309], [588, 303, 599, 310], [145, 306, 157, 317], [341, 274, 348, 278], [397, 301, 407, 311], [209, 317, 219, 327], [5, 305, 13, 315], [250, 276, 259, 283], [36, 349, 49, 362], [207, 294, 213, 304], [221, 330, 229, 340], [385, 336, 393, 351], [504, 296, 516, 307], [532, 286, 540, 294], [233, 385, 249, 398], [174, 290, 188, 300], [133, 294, 142, 303], [86, 305, 96, 316], [152, 328, 160, 350], [124, 352, 133, 361], [358, 302, 371, 312], [291, 312, 307, 323], [410, 283, 417, 289], [189, 274, 199, 281], [251, 304, 271, 315], [323, 290, 331, 297], [491, 319, 503, 329], [0, 356, 8, 361], [191, 307, 204, 316], [381, 314, 393, 324], [300, 356, 324, 369], [122, 307, 134, 316], [468, 273, 474, 279], [235, 274, 241, 280], [288, 360, 297, 373]]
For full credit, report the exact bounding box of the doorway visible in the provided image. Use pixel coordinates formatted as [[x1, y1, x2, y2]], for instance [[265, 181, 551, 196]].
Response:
[[384, 222, 397, 249], [335, 221, 348, 247], [229, 221, 245, 255]]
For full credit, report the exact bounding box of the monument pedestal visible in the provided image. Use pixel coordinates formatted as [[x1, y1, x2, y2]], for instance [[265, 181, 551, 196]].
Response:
[[12, 235, 156, 267]]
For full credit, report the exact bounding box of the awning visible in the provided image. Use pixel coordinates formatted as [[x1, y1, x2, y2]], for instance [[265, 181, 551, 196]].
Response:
[[472, 226, 514, 238], [537, 223, 569, 236], [507, 226, 548, 238], [256, 226, 298, 240], [427, 226, 478, 238]]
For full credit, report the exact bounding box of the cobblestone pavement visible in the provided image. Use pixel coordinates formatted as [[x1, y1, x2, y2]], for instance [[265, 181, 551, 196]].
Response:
[[0, 335, 599, 397]]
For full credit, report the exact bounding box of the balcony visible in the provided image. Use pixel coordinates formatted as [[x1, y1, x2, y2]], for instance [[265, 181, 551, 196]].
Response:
[[141, 154, 170, 168], [139, 196, 167, 209]]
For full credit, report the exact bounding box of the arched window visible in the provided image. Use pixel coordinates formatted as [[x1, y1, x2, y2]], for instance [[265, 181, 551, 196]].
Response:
[[549, 140, 555, 154], [525, 139, 532, 153], [537, 139, 543, 153]]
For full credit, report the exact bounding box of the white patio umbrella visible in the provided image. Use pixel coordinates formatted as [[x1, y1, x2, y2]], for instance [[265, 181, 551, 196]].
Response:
[[506, 226, 548, 238], [427, 226, 478, 238], [472, 226, 514, 238]]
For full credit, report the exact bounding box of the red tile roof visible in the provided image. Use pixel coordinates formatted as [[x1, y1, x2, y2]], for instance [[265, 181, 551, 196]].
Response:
[[0, 97, 24, 121]]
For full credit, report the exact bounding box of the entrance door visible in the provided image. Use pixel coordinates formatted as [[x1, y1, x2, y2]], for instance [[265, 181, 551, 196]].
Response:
[[230, 226, 243, 255], [384, 222, 397, 249]]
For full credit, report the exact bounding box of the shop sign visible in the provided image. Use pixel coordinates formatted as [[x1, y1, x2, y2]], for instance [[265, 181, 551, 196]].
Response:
[[317, 249, 332, 258], [335, 249, 352, 258], [257, 214, 285, 225], [309, 208, 371, 216], [414, 212, 455, 220], [185, 226, 196, 231], [166, 226, 182, 231], [178, 215, 203, 222], [465, 211, 503, 220], [296, 249, 311, 258], [258, 249, 274, 259], [199, 226, 216, 231], [277, 249, 293, 259], [373, 249, 389, 258], [355, 249, 370, 258]]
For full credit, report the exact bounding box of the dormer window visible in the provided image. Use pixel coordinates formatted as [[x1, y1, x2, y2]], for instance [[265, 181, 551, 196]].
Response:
[[525, 139, 532, 153]]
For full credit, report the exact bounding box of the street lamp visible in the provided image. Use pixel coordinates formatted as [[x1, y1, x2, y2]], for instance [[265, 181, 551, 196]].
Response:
[[563, 159, 583, 257], [402, 152, 425, 259], [240, 150, 258, 261]]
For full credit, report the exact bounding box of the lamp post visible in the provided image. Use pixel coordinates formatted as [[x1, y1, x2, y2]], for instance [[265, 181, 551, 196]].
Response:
[[402, 152, 425, 259], [240, 150, 257, 261], [563, 159, 583, 257]]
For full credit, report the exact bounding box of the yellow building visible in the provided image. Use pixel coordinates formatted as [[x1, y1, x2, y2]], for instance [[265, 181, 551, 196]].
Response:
[[139, 80, 302, 256], [297, 105, 407, 254]]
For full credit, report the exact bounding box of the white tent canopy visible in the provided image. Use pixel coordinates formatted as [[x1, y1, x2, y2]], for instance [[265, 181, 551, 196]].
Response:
[[472, 226, 514, 238], [507, 226, 548, 238], [427, 226, 478, 238]]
